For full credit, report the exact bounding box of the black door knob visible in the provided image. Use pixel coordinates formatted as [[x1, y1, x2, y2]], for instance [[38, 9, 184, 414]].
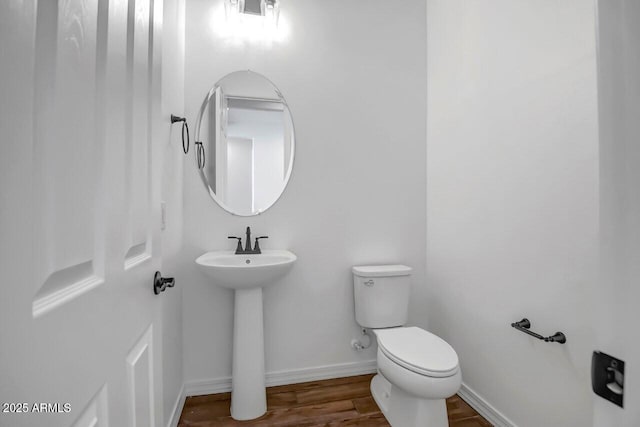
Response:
[[153, 271, 175, 295]]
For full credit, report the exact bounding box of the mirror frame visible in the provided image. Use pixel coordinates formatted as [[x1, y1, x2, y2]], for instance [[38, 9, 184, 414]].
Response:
[[194, 70, 296, 216]]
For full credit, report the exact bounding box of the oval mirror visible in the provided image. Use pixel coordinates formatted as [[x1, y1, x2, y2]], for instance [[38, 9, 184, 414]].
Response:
[[194, 70, 295, 216]]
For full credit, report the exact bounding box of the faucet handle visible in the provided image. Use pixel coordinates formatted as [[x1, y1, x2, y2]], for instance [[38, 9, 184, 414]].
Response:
[[228, 236, 243, 253], [254, 236, 269, 253]]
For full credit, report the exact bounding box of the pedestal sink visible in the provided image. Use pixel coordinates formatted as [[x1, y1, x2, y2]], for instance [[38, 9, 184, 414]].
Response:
[[195, 249, 297, 420]]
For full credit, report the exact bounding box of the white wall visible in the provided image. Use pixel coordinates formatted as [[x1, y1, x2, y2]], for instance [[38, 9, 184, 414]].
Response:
[[426, 1, 598, 426], [182, 0, 427, 384], [595, 1, 640, 425]]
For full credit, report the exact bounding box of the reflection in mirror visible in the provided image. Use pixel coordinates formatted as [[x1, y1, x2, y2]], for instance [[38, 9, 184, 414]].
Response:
[[195, 71, 295, 216]]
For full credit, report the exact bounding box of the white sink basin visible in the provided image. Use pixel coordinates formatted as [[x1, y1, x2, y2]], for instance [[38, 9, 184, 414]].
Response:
[[195, 249, 297, 289], [195, 248, 297, 420]]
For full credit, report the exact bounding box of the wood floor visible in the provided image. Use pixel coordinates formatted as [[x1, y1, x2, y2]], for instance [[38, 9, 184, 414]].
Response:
[[178, 374, 492, 427]]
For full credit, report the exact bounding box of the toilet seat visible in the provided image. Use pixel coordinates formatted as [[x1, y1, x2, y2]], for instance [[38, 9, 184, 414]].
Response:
[[375, 327, 459, 378]]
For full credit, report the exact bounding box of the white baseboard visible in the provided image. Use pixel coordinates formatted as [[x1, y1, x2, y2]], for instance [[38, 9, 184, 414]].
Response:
[[184, 360, 378, 397], [458, 382, 516, 427], [168, 384, 186, 427], [266, 360, 378, 388], [185, 375, 232, 396]]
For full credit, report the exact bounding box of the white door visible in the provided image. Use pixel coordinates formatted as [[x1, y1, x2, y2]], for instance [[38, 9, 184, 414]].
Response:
[[595, 1, 640, 426], [0, 1, 170, 426]]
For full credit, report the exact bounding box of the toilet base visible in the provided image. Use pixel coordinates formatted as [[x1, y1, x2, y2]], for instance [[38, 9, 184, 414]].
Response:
[[371, 373, 449, 427]]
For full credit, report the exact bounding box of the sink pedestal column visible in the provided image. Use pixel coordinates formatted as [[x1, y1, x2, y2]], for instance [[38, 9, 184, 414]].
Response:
[[231, 287, 266, 420]]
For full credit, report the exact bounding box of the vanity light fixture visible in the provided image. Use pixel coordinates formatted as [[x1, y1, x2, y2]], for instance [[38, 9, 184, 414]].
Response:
[[225, 0, 280, 27], [264, 0, 280, 27], [224, 0, 240, 19]]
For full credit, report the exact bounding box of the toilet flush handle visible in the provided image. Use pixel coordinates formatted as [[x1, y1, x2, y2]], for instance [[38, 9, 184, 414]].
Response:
[[364, 279, 375, 287]]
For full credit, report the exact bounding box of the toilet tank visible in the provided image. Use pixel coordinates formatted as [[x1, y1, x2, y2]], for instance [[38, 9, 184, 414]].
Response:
[[352, 265, 412, 329]]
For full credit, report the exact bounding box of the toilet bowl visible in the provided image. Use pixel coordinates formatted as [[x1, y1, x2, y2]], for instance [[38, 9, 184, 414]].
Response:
[[375, 327, 461, 397], [352, 265, 461, 427], [371, 327, 461, 427]]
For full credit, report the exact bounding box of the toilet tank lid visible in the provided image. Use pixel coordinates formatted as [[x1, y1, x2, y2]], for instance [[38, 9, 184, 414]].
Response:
[[352, 265, 412, 277]]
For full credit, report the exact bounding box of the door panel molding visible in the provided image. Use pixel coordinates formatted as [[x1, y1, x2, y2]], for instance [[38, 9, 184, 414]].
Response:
[[124, 0, 153, 269], [31, 0, 107, 318], [126, 325, 155, 427], [32, 261, 104, 318], [72, 384, 109, 427]]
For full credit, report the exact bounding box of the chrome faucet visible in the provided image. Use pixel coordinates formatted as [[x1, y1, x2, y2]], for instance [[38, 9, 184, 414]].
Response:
[[228, 226, 268, 255]]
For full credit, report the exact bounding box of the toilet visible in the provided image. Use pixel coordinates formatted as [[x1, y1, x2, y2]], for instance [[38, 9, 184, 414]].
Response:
[[353, 265, 461, 427]]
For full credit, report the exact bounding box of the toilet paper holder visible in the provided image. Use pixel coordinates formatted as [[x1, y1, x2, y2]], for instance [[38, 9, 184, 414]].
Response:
[[511, 318, 566, 344]]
